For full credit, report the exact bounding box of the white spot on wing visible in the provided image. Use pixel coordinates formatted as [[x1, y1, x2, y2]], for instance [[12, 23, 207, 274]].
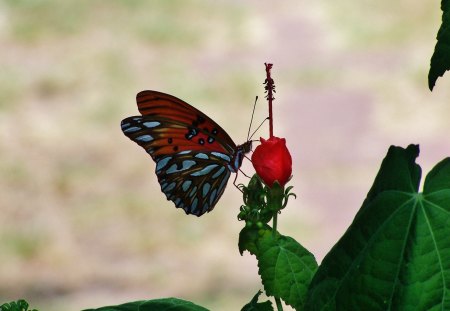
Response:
[[211, 152, 231, 162], [191, 164, 218, 176], [143, 121, 161, 128], [156, 157, 171, 172], [136, 134, 153, 142]]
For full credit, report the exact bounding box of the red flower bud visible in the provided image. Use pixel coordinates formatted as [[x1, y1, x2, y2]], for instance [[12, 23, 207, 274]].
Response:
[[251, 136, 292, 187]]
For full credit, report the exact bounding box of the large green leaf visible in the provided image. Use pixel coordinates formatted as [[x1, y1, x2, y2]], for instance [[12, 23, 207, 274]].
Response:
[[305, 145, 450, 310], [257, 231, 318, 310], [429, 0, 450, 90], [82, 298, 209, 311]]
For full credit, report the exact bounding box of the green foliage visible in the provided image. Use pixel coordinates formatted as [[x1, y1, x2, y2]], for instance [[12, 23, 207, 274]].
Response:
[[238, 174, 315, 309], [83, 298, 209, 311], [0, 300, 37, 311], [241, 291, 273, 311], [239, 224, 318, 310], [238, 224, 272, 256], [305, 145, 450, 310], [238, 175, 272, 225], [257, 231, 318, 310], [238, 175, 297, 227], [429, 0, 450, 90]]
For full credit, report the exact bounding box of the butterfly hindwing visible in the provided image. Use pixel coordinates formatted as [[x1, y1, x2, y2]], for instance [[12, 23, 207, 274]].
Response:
[[154, 151, 232, 216]]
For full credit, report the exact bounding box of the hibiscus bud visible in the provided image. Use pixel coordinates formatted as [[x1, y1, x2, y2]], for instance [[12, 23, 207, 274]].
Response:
[[251, 136, 292, 187]]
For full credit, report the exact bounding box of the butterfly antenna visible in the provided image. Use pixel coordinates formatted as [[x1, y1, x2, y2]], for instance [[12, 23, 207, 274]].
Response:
[[247, 96, 258, 141], [249, 117, 269, 140]]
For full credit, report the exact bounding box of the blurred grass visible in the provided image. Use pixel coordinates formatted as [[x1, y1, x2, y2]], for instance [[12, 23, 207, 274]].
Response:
[[324, 0, 439, 47], [4, 0, 88, 42], [0, 2, 259, 310], [0, 0, 449, 311], [1, 231, 46, 259]]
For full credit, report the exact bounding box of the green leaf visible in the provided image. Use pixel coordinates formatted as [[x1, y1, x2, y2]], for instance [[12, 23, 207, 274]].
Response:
[[363, 144, 421, 205], [305, 145, 450, 310], [257, 231, 318, 310], [0, 300, 37, 311], [239, 225, 272, 256], [82, 298, 209, 311], [428, 0, 450, 90], [241, 291, 273, 311]]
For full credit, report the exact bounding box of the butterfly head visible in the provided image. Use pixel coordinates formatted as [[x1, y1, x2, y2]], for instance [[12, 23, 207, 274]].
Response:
[[230, 140, 252, 172], [239, 140, 253, 154]]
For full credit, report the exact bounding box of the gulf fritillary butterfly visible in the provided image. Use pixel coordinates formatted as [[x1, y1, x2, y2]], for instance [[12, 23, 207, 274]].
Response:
[[121, 90, 252, 216]]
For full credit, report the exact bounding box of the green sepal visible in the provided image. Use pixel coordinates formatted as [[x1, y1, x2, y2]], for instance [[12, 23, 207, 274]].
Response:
[[266, 181, 284, 213]]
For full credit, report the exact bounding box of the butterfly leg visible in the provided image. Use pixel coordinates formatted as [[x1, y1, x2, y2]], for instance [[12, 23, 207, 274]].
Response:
[[233, 172, 244, 193], [239, 168, 252, 179]]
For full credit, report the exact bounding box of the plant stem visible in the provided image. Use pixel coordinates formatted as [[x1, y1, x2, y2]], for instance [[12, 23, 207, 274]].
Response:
[[272, 211, 278, 237], [264, 63, 274, 138], [275, 297, 283, 311]]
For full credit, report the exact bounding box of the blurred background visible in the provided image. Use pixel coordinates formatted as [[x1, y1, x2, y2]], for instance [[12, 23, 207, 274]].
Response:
[[1, 0, 449, 310]]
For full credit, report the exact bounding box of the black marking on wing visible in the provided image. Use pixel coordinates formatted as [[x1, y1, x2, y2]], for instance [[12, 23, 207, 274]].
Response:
[[154, 151, 232, 216]]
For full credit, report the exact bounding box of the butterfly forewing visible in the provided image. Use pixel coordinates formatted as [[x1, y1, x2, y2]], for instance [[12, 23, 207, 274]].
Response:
[[121, 116, 217, 159], [135, 91, 237, 156], [121, 90, 248, 216]]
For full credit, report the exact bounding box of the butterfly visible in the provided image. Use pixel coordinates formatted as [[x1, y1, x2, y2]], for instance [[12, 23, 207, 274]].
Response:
[[121, 90, 252, 216]]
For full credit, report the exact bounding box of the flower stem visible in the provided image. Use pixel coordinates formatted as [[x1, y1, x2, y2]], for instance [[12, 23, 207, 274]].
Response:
[[272, 211, 278, 237], [264, 63, 275, 138], [275, 297, 283, 311]]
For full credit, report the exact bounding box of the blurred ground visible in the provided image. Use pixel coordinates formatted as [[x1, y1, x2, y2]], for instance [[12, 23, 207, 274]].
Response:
[[0, 1, 449, 310]]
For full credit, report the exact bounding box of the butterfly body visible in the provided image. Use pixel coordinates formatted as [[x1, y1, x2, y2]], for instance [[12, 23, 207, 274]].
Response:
[[121, 91, 251, 216]]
